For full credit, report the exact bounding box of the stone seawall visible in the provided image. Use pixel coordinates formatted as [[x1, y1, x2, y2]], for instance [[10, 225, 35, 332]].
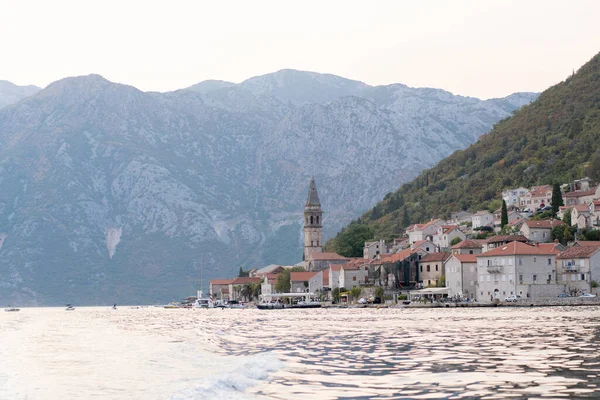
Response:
[[404, 298, 600, 308]]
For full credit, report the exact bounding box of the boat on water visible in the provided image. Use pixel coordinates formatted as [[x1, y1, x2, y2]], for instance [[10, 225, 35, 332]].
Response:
[[193, 291, 214, 309], [163, 302, 181, 309], [257, 293, 322, 310], [65, 304, 75, 311], [4, 306, 20, 312]]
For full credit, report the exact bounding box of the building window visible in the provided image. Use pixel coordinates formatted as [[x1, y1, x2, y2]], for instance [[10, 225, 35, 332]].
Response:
[[436, 265, 438, 271], [420, 266, 423, 272], [427, 265, 430, 272], [316, 216, 319, 224], [581, 273, 586, 281], [469, 250, 473, 254], [548, 274, 552, 282], [426, 247, 430, 251], [519, 274, 523, 283], [548, 259, 551, 266], [533, 274, 537, 282], [534, 257, 537, 263], [310, 216, 313, 224]]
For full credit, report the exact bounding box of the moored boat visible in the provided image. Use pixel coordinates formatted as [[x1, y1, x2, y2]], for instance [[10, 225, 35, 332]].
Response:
[[4, 306, 20, 312], [65, 304, 75, 311]]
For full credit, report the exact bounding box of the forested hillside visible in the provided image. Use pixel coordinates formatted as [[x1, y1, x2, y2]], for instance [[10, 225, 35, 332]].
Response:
[[328, 51, 600, 249]]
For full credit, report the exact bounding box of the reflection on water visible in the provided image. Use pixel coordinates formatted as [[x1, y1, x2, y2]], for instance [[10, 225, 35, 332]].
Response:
[[1, 306, 600, 399]]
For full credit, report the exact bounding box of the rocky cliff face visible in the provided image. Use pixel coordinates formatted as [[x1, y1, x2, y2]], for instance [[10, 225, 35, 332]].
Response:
[[0, 70, 538, 305]]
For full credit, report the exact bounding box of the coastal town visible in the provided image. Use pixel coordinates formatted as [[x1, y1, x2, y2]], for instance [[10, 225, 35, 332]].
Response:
[[209, 178, 600, 306]]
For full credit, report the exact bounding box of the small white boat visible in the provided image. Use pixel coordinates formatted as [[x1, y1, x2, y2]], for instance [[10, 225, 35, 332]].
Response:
[[193, 291, 215, 309], [4, 306, 20, 312], [65, 304, 75, 311]]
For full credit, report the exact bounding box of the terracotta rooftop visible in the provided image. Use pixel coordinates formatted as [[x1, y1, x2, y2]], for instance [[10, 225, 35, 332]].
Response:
[[374, 248, 416, 264], [231, 277, 262, 285], [453, 254, 477, 263], [574, 241, 600, 248], [420, 252, 451, 262], [528, 185, 552, 197], [557, 246, 600, 259], [322, 269, 330, 286], [486, 235, 529, 244], [308, 252, 349, 261], [524, 219, 564, 229], [564, 187, 598, 197], [210, 279, 234, 285], [573, 204, 590, 212], [451, 239, 483, 249], [290, 271, 318, 282], [477, 241, 557, 257]]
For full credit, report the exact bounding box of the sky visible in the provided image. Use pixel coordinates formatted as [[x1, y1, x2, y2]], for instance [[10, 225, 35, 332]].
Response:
[[1, 0, 599, 99]]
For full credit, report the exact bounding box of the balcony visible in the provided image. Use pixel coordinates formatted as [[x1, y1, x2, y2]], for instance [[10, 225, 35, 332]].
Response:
[[486, 265, 504, 274], [564, 265, 580, 272]]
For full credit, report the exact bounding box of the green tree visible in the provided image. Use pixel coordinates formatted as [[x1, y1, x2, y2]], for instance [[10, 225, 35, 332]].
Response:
[[450, 237, 462, 246], [332, 287, 341, 303], [563, 226, 574, 242], [438, 275, 446, 287], [563, 208, 572, 226], [374, 286, 384, 299], [238, 267, 249, 277], [402, 205, 410, 227], [331, 224, 374, 257], [501, 200, 508, 228], [350, 286, 362, 302], [274, 266, 306, 293], [551, 182, 564, 216]]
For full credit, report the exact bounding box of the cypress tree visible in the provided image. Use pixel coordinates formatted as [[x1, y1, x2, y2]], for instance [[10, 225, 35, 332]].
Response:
[[551, 182, 564, 216], [501, 200, 508, 228]]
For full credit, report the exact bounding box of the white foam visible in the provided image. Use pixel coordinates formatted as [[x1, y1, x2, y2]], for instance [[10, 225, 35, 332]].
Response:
[[171, 352, 283, 400]]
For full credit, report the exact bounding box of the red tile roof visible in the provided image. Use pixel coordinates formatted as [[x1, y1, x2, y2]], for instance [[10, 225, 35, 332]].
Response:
[[330, 264, 342, 272], [486, 235, 529, 244], [564, 187, 598, 197], [341, 264, 360, 271], [231, 277, 262, 285], [451, 239, 483, 249], [477, 241, 557, 257], [573, 204, 590, 212], [524, 219, 564, 229], [375, 247, 416, 264], [210, 279, 234, 285], [290, 271, 318, 282], [557, 246, 600, 259], [308, 252, 349, 261], [453, 254, 477, 263], [528, 185, 552, 197], [574, 241, 600, 248], [420, 252, 451, 262]]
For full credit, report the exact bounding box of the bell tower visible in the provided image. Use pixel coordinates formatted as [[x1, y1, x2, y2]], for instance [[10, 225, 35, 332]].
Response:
[[304, 177, 323, 261]]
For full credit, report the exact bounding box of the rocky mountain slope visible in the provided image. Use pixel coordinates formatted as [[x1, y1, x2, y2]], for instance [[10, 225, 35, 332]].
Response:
[[0, 80, 41, 109], [328, 52, 600, 245], [0, 70, 537, 305]]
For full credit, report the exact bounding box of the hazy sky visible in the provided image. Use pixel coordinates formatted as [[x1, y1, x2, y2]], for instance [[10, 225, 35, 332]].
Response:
[[1, 0, 599, 99]]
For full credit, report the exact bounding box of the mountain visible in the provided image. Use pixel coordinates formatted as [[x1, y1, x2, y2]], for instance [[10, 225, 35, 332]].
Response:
[[185, 80, 236, 93], [0, 70, 537, 306], [0, 80, 41, 109], [328, 52, 600, 246]]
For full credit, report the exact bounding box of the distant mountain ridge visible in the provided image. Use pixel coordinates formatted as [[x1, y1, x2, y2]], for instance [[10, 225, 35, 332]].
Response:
[[0, 69, 538, 306], [328, 52, 600, 245], [0, 80, 41, 109]]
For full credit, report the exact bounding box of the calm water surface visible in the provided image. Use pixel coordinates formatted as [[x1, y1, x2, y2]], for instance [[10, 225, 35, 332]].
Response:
[[2, 306, 600, 399]]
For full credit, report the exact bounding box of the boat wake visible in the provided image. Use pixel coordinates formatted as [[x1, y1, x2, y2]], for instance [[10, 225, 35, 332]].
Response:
[[170, 352, 282, 400]]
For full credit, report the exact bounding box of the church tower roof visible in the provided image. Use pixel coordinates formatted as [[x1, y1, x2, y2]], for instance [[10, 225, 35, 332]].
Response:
[[306, 177, 321, 207]]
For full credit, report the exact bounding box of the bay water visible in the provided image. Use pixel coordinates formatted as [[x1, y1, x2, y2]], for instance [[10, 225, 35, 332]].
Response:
[[2, 306, 600, 399]]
